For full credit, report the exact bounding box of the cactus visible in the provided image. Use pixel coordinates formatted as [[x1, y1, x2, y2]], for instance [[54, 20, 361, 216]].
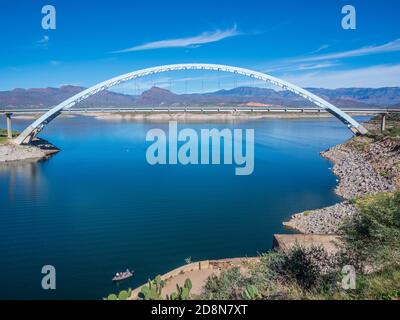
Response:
[[139, 285, 160, 300], [139, 276, 165, 300], [104, 288, 132, 300], [181, 286, 190, 300], [184, 278, 192, 291], [118, 290, 129, 300], [105, 293, 118, 300], [154, 275, 165, 295], [167, 292, 178, 300], [241, 285, 260, 300], [167, 278, 192, 300]]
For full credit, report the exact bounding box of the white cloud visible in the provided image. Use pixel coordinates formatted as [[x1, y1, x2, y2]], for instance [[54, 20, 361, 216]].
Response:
[[37, 35, 49, 44], [296, 39, 400, 62], [282, 64, 400, 88], [254, 38, 400, 88], [264, 62, 340, 73], [311, 44, 330, 54], [113, 25, 240, 53], [293, 63, 341, 71], [259, 38, 400, 75]]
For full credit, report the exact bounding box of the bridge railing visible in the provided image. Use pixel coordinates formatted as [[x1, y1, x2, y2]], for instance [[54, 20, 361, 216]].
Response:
[[1, 107, 398, 114]]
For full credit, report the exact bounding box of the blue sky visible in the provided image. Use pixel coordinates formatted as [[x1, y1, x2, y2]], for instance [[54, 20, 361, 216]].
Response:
[[0, 0, 399, 91]]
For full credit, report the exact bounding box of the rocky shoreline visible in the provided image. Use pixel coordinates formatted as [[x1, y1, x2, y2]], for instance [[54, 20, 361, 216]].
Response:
[[284, 119, 400, 234], [323, 138, 395, 199], [283, 202, 357, 235], [0, 138, 59, 163]]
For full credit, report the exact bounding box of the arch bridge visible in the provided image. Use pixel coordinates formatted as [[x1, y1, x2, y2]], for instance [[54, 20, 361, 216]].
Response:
[[14, 63, 368, 145]]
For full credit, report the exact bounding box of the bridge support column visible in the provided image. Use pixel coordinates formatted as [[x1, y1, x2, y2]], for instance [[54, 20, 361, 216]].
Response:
[[381, 113, 387, 132], [5, 113, 13, 139]]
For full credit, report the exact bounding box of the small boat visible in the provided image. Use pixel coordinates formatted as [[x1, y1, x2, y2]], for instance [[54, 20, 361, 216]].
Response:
[[112, 269, 134, 282]]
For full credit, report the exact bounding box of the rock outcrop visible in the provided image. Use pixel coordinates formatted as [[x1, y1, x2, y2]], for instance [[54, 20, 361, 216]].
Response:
[[322, 138, 395, 200], [283, 202, 357, 234]]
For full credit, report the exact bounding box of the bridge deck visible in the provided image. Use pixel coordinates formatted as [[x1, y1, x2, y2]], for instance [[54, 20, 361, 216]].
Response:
[[1, 107, 399, 115]]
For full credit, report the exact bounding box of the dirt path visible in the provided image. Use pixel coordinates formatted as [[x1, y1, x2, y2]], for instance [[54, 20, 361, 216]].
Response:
[[162, 268, 220, 297]]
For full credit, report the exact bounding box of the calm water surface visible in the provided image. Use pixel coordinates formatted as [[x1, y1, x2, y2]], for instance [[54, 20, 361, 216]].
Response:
[[0, 115, 368, 299]]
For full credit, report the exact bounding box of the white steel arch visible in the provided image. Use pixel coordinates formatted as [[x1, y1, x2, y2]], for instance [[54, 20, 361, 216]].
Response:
[[14, 63, 367, 144]]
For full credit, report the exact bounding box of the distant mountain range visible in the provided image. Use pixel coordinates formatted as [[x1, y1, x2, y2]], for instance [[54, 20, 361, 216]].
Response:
[[1, 85, 400, 109]]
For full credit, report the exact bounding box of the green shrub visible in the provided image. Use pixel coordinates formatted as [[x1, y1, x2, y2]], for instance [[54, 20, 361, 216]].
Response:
[[203, 267, 246, 300], [270, 245, 338, 291], [0, 128, 19, 139], [341, 191, 400, 270], [241, 285, 261, 300], [383, 127, 400, 137]]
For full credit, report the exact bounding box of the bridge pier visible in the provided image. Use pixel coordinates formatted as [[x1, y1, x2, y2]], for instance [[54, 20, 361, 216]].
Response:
[[5, 112, 13, 139], [381, 113, 387, 132]]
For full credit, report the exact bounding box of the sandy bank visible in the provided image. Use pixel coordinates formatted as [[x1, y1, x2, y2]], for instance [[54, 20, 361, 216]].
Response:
[[90, 111, 334, 122], [12, 114, 77, 120], [272, 234, 342, 255]]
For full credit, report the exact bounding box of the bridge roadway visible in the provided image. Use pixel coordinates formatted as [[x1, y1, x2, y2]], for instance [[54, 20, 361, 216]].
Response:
[[1, 106, 399, 115]]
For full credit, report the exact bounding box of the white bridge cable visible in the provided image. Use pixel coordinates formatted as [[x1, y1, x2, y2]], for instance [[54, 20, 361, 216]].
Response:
[[14, 63, 368, 145]]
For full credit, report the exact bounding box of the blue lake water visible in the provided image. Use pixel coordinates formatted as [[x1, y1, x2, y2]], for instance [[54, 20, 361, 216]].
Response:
[[0, 115, 368, 299]]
